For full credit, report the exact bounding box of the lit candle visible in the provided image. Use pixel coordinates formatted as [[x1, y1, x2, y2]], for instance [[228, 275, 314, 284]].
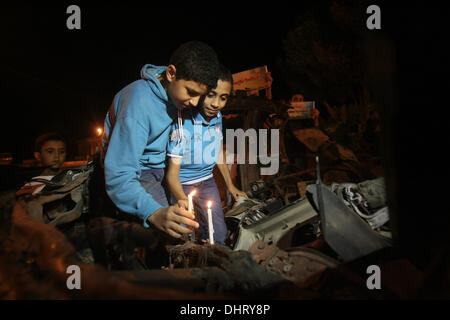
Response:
[[187, 189, 197, 240], [207, 201, 214, 245], [188, 189, 196, 213]]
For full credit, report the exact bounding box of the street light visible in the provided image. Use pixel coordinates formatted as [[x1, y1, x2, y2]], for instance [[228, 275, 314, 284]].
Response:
[[96, 127, 103, 136]]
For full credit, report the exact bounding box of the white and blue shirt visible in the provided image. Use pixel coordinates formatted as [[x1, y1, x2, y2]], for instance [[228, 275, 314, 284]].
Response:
[[167, 110, 223, 184]]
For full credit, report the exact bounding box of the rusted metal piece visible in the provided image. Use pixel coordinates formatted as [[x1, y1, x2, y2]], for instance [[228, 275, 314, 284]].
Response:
[[297, 181, 308, 198], [0, 189, 438, 300], [0, 200, 220, 299], [225, 196, 318, 251], [271, 166, 361, 203], [307, 183, 390, 262], [248, 240, 338, 286], [166, 242, 289, 295], [291, 128, 329, 153]]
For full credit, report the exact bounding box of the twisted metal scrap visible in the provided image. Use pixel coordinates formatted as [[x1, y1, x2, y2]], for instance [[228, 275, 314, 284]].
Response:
[[0, 200, 220, 299], [167, 242, 288, 296]]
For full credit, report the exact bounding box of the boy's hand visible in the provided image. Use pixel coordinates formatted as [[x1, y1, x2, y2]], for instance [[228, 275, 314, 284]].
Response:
[[147, 205, 199, 239], [228, 185, 249, 201], [177, 199, 189, 211]]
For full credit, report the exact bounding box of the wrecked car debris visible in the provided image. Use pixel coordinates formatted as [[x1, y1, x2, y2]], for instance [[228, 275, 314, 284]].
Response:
[[307, 182, 391, 263], [224, 196, 318, 251], [166, 242, 288, 295], [1, 162, 398, 299], [223, 156, 392, 264], [248, 240, 339, 284], [20, 162, 94, 227], [0, 200, 230, 299], [1, 91, 444, 300], [330, 177, 390, 232], [0, 120, 397, 299]]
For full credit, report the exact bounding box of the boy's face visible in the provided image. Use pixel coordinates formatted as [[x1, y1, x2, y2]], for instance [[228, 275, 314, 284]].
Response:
[[169, 79, 208, 110], [34, 140, 66, 169], [165, 65, 208, 110], [201, 79, 232, 119]]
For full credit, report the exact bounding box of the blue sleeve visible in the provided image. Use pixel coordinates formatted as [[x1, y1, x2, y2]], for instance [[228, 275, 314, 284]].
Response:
[[167, 123, 184, 158], [104, 97, 163, 228], [217, 117, 223, 141]]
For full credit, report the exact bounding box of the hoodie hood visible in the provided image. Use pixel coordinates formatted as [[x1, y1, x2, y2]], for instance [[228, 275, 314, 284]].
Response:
[[140, 64, 167, 81], [140, 64, 168, 101]]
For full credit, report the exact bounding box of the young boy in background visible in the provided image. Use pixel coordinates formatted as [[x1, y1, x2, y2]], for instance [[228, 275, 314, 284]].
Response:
[[166, 64, 247, 244], [16, 132, 67, 196], [34, 132, 67, 176]]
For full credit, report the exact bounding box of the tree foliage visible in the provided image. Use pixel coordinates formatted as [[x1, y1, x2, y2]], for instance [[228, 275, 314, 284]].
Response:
[[279, 0, 370, 105]]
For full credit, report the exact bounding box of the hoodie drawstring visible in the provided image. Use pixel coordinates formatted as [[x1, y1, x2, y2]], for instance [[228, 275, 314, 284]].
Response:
[[177, 109, 184, 144]]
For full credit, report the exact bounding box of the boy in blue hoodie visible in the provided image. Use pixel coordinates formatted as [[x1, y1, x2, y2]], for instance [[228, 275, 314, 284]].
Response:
[[166, 65, 247, 244], [102, 41, 220, 239]]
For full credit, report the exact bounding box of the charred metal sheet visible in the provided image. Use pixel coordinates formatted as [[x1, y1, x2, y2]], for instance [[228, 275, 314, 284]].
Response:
[[249, 240, 338, 285], [166, 242, 288, 295], [307, 184, 391, 262], [291, 128, 329, 153], [226, 196, 318, 251], [0, 200, 217, 299]]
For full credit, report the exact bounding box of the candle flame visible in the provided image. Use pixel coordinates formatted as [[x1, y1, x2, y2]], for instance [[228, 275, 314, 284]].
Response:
[[189, 189, 197, 196], [207, 201, 212, 208]]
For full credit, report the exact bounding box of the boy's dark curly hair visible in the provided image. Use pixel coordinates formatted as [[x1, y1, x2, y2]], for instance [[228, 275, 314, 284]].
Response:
[[35, 132, 66, 153], [218, 63, 233, 90], [169, 41, 220, 90]]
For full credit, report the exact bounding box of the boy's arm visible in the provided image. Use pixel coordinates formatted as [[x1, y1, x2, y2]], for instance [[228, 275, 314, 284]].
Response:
[[104, 91, 197, 237], [105, 114, 162, 225], [106, 118, 197, 237], [166, 157, 189, 209], [216, 145, 248, 201]]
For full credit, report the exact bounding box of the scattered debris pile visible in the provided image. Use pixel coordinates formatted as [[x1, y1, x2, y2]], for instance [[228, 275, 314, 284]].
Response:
[[1, 94, 448, 299]]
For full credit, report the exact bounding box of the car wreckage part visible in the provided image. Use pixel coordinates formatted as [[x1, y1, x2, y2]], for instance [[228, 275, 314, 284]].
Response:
[[19, 163, 94, 227], [330, 180, 390, 230], [166, 240, 337, 292], [166, 241, 289, 294], [248, 240, 339, 285], [2, 200, 224, 299], [225, 196, 318, 251], [307, 183, 391, 263]]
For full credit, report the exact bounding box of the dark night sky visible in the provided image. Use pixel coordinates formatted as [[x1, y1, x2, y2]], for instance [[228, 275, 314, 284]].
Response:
[[0, 2, 447, 163], [1, 2, 311, 161]]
